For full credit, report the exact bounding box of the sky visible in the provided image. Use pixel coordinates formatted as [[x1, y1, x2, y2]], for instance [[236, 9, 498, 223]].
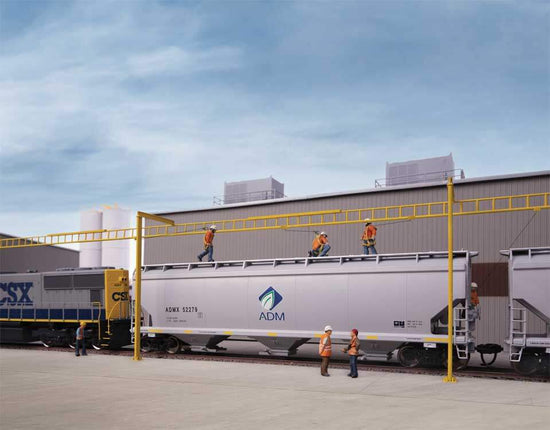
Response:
[[0, 0, 549, 240]]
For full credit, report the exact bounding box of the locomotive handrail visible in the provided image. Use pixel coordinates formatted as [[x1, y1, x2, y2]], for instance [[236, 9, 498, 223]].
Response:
[[0, 301, 103, 323]]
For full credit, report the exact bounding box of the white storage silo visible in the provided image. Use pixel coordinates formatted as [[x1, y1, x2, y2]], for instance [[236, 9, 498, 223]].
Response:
[[79, 209, 103, 267], [101, 206, 131, 269]]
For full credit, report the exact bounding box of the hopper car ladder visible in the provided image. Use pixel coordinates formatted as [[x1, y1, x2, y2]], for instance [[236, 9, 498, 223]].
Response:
[[453, 306, 470, 360], [509, 306, 527, 363]]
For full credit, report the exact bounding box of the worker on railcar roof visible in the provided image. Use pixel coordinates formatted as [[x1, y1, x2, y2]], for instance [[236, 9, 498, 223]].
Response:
[[310, 232, 331, 257], [361, 219, 377, 255], [197, 225, 216, 262]]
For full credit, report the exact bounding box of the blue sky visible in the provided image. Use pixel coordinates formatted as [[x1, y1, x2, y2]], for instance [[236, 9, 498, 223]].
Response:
[[0, 0, 548, 238]]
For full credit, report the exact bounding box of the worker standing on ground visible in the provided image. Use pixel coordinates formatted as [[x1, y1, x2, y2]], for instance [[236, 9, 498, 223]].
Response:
[[75, 321, 87, 357], [197, 225, 216, 262], [342, 328, 360, 378], [319, 325, 333, 377], [310, 232, 331, 257], [361, 219, 377, 255], [469, 282, 480, 330]]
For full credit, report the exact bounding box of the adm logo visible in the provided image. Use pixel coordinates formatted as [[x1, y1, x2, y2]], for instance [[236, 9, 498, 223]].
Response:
[[258, 287, 285, 321]]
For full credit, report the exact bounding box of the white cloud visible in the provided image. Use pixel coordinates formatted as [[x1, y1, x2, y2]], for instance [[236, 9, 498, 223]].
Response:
[[0, 0, 548, 239], [127, 46, 243, 76]]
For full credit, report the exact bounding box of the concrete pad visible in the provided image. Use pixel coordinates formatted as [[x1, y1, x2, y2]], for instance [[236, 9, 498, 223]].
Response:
[[0, 349, 548, 430]]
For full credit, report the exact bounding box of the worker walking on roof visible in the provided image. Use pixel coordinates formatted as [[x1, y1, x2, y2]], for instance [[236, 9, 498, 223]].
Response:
[[319, 325, 333, 376], [361, 219, 377, 255], [310, 232, 330, 257], [197, 225, 216, 262]]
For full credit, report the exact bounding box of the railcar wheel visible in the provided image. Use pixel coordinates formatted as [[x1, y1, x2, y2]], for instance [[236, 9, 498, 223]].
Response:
[[398, 346, 423, 368], [41, 339, 54, 348], [141, 337, 153, 353], [512, 353, 542, 376], [165, 336, 181, 354], [92, 338, 102, 350], [40, 332, 55, 348]]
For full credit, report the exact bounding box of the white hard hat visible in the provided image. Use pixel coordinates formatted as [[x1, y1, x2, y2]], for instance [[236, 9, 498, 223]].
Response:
[[324, 325, 333, 332], [210, 225, 217, 230], [364, 218, 371, 224], [320, 231, 327, 236], [471, 282, 478, 289]]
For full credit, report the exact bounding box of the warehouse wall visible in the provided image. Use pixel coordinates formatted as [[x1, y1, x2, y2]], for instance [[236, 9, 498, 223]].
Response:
[[144, 172, 549, 346], [145, 173, 549, 265]]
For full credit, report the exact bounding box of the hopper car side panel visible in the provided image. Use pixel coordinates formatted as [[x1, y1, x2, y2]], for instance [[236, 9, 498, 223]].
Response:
[[140, 252, 474, 358]]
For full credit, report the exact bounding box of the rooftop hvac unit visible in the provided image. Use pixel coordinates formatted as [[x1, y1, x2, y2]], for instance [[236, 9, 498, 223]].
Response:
[[384, 153, 463, 187], [216, 177, 285, 205]]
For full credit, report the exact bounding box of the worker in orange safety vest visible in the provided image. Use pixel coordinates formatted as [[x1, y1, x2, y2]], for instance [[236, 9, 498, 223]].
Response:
[[361, 219, 377, 255], [197, 225, 216, 262], [310, 232, 331, 257], [319, 325, 333, 376], [342, 328, 360, 378], [469, 282, 481, 330]]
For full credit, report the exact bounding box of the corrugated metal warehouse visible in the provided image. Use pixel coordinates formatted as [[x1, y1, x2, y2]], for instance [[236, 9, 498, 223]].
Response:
[[0, 233, 79, 273], [144, 170, 550, 346]]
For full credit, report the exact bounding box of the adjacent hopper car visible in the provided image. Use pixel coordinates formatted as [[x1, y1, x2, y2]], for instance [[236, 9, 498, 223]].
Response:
[[503, 247, 550, 375], [0, 267, 131, 349]]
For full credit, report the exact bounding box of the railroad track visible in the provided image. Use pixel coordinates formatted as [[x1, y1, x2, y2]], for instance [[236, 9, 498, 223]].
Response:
[[2, 343, 548, 382]]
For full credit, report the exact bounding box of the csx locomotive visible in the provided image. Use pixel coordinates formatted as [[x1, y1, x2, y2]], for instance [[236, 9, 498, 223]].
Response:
[[0, 267, 131, 349]]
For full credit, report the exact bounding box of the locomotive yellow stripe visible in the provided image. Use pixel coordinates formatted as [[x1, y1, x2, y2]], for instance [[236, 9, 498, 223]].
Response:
[[223, 331, 233, 335], [313, 333, 322, 338], [267, 332, 277, 337], [183, 330, 193, 334], [365, 335, 378, 340], [148, 329, 163, 333]]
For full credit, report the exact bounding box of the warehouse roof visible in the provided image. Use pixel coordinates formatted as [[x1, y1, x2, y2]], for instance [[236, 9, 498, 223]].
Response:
[[157, 169, 550, 216]]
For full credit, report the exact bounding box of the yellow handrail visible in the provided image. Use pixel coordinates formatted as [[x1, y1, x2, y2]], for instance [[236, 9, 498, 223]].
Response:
[[1, 192, 548, 249]]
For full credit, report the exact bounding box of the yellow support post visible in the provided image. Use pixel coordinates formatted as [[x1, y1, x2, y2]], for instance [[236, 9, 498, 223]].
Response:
[[133, 211, 175, 361], [133, 215, 142, 361], [443, 177, 457, 383]]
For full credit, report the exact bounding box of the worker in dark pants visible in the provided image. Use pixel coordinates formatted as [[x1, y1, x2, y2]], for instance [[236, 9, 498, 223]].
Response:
[[198, 225, 216, 262], [319, 325, 333, 376], [342, 328, 360, 378], [75, 321, 87, 357], [361, 219, 377, 255]]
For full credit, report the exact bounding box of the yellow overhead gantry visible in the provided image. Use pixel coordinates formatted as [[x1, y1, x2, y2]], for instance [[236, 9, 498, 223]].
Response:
[[2, 190, 548, 249], [1, 185, 548, 380]]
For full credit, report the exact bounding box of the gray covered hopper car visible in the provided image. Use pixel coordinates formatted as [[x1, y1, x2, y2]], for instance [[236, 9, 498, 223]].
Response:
[[140, 251, 477, 367]]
